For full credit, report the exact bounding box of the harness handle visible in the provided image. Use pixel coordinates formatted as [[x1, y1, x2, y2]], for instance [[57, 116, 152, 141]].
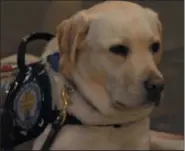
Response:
[[17, 32, 54, 71]]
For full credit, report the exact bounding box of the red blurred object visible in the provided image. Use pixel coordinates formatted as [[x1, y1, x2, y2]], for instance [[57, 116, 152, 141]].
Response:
[[0, 64, 15, 72]]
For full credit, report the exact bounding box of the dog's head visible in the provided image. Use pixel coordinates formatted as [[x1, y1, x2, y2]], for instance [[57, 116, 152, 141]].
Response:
[[56, 1, 164, 114]]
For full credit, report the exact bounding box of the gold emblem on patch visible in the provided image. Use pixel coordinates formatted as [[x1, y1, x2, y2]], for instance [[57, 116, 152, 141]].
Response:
[[19, 90, 36, 120]]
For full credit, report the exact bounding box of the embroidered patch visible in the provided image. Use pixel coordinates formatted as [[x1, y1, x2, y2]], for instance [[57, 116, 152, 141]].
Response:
[[13, 82, 42, 130]]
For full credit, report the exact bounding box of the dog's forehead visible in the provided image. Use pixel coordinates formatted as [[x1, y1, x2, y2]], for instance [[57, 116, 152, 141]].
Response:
[[86, 8, 157, 50]]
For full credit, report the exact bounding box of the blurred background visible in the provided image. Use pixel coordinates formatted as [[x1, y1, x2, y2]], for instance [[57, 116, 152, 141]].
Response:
[[1, 0, 184, 134]]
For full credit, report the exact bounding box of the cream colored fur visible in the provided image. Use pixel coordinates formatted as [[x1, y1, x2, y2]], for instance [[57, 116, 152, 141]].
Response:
[[2, 1, 183, 150], [35, 1, 183, 150]]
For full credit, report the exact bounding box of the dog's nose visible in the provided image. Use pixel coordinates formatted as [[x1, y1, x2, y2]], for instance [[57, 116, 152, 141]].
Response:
[[144, 79, 164, 93], [144, 78, 164, 106]]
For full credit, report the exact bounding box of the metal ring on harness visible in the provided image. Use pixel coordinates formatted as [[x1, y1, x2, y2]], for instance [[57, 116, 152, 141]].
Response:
[[0, 32, 60, 149]]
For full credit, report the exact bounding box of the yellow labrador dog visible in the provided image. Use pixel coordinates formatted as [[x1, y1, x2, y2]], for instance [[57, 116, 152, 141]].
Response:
[[13, 1, 183, 150]]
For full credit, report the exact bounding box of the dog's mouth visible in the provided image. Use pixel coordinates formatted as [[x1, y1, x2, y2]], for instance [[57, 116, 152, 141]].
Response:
[[114, 93, 162, 109], [114, 100, 143, 109], [115, 100, 125, 108]]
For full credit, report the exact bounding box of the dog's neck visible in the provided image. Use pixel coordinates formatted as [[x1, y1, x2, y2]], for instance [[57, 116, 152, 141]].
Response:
[[46, 65, 153, 126]]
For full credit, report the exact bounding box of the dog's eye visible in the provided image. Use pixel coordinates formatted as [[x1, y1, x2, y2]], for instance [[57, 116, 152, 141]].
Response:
[[109, 45, 129, 56], [150, 42, 160, 53]]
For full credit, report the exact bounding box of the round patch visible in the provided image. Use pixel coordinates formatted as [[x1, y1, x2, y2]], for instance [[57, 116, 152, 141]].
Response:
[[13, 82, 42, 130]]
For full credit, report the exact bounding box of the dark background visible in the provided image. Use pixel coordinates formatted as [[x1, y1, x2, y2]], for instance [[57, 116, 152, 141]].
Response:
[[1, 1, 184, 134]]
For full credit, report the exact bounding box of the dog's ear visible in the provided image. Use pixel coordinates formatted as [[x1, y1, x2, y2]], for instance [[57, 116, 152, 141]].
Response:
[[145, 8, 163, 64], [56, 11, 89, 77]]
